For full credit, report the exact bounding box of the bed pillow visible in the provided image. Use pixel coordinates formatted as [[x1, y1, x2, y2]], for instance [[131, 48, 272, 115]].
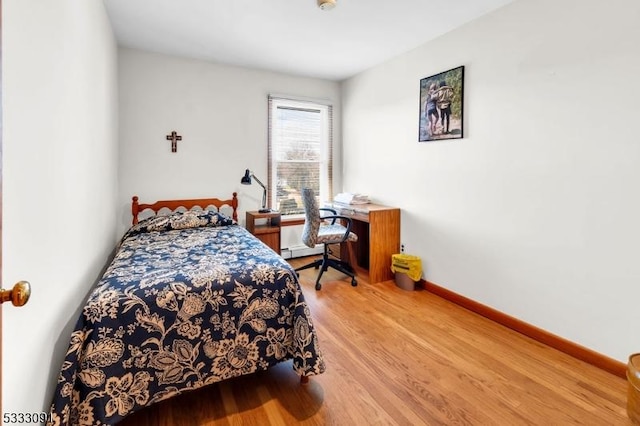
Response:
[[124, 210, 236, 240]]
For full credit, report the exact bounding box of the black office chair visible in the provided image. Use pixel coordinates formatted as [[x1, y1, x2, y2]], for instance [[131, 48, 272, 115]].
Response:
[[295, 188, 358, 290]]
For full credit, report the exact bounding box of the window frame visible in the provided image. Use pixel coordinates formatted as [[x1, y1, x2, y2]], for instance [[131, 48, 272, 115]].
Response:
[[267, 96, 333, 218]]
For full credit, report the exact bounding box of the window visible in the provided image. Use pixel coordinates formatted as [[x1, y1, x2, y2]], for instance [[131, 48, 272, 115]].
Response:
[[268, 96, 333, 216]]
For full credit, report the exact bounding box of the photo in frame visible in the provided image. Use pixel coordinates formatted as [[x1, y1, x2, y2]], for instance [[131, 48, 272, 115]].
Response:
[[418, 65, 464, 142]]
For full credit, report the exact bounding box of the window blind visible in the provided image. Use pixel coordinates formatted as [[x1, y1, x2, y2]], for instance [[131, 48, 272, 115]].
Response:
[[268, 96, 333, 216]]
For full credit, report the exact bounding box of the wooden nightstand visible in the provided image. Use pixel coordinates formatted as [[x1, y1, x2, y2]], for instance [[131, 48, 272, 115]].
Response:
[[245, 211, 281, 253]]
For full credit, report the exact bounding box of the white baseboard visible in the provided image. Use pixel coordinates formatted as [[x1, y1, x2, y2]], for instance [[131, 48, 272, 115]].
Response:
[[281, 244, 323, 259]]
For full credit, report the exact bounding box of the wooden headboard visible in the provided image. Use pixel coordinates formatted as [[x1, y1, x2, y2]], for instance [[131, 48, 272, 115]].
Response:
[[131, 193, 239, 225]]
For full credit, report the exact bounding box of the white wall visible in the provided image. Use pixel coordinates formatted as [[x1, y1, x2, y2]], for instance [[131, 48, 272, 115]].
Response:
[[342, 0, 640, 362], [117, 48, 341, 240], [2, 0, 118, 415]]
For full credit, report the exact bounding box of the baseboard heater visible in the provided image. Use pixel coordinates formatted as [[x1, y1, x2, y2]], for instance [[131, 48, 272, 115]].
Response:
[[281, 244, 323, 259]]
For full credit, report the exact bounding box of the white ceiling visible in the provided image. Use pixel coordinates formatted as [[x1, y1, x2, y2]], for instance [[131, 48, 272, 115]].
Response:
[[103, 0, 515, 82]]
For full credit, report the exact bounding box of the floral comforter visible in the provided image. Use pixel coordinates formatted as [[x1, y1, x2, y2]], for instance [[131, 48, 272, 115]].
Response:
[[47, 210, 325, 426]]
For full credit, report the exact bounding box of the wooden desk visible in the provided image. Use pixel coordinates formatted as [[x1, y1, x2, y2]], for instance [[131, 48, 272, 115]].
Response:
[[331, 204, 400, 284]]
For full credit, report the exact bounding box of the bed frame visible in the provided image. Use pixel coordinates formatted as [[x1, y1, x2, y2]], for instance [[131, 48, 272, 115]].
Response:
[[131, 193, 239, 225]]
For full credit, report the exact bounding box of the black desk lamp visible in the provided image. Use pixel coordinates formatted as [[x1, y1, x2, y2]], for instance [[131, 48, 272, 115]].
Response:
[[241, 169, 271, 213]]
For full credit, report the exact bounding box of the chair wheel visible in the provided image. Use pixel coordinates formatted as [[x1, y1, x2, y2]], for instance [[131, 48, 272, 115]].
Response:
[[314, 265, 319, 269], [296, 272, 300, 277], [351, 278, 357, 286], [315, 282, 322, 290]]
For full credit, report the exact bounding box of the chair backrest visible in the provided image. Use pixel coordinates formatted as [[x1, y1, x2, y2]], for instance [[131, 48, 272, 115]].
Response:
[[301, 188, 321, 248]]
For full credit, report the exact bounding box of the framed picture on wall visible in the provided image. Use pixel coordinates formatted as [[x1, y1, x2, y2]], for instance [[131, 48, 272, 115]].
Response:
[[418, 65, 464, 142]]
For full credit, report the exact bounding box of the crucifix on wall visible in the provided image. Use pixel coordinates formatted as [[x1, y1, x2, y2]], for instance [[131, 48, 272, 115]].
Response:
[[165, 131, 182, 153]]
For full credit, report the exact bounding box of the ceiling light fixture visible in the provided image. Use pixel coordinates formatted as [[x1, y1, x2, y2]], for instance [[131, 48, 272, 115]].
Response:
[[318, 0, 336, 11]]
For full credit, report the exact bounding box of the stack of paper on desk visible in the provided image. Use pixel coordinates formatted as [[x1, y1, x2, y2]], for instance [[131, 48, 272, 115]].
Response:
[[334, 192, 370, 205], [324, 202, 370, 216]]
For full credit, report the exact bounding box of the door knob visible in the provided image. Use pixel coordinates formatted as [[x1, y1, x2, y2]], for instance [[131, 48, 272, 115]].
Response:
[[0, 281, 31, 306]]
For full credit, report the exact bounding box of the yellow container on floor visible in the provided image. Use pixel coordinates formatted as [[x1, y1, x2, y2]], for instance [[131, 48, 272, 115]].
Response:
[[391, 254, 422, 291]]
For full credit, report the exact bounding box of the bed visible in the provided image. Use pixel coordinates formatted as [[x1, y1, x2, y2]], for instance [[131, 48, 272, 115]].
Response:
[[48, 194, 325, 426]]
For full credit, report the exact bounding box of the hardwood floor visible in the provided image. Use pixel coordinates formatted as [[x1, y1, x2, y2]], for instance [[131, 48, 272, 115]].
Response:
[[120, 257, 632, 425]]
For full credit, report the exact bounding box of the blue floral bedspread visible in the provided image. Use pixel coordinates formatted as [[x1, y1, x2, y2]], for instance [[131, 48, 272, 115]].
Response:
[[47, 210, 325, 426]]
